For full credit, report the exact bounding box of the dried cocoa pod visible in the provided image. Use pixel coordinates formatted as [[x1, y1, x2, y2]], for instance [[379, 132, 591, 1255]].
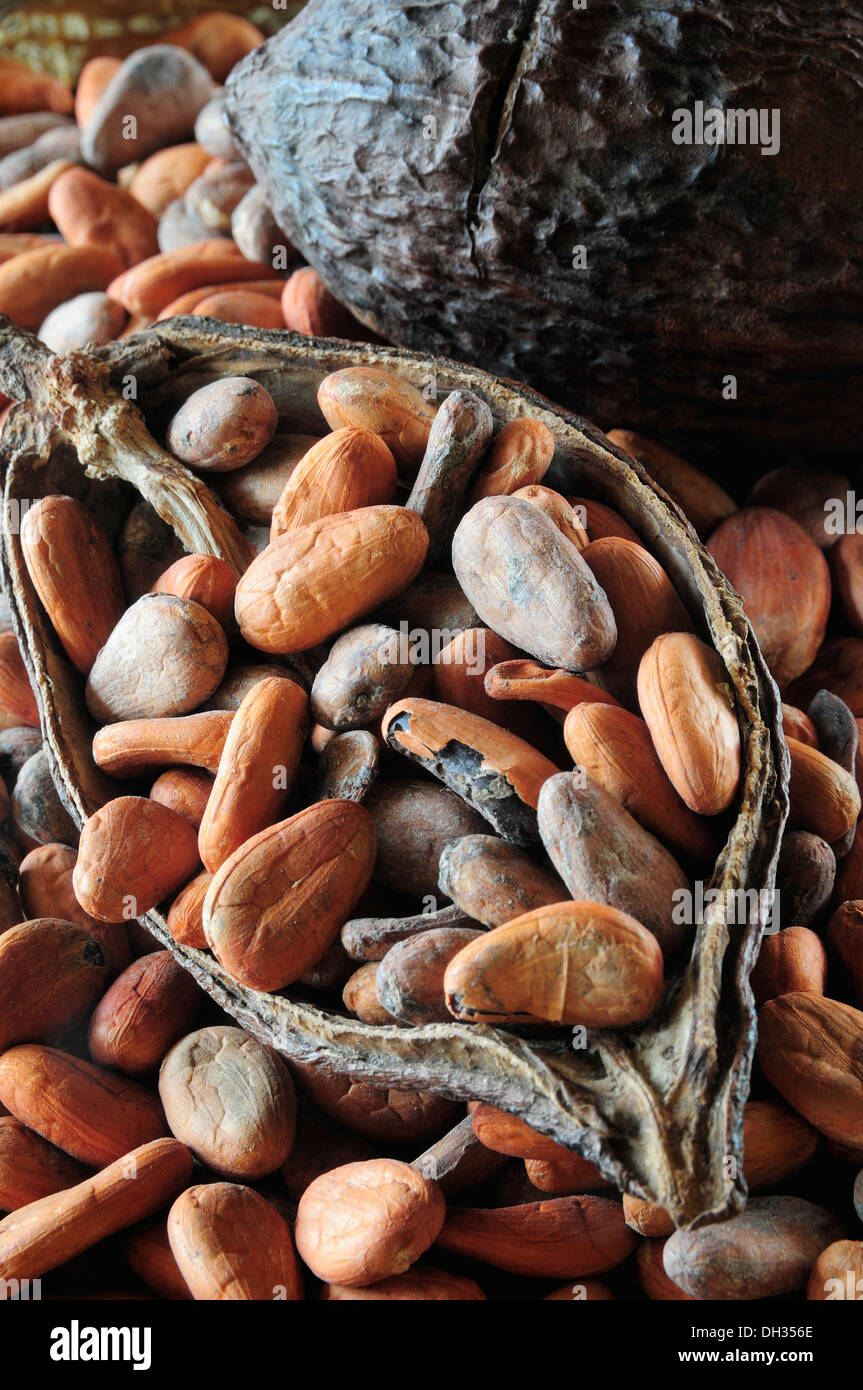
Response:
[[316, 366, 436, 475], [311, 623, 413, 731], [159, 1025, 296, 1179], [343, 962, 402, 1026], [452, 496, 617, 673], [93, 710, 234, 777], [826, 900, 863, 1007], [292, 1063, 461, 1145], [88, 950, 201, 1076], [125, 1219, 191, 1300], [0, 1115, 86, 1211], [203, 800, 376, 992], [563, 703, 716, 862], [638, 631, 741, 816], [341, 903, 475, 963], [150, 767, 214, 827], [622, 1104, 816, 1241], [0, 1138, 192, 1283], [17, 842, 130, 976], [786, 736, 861, 844], [73, 796, 200, 923], [376, 927, 485, 1026], [0, 1045, 167, 1166], [537, 773, 691, 958], [166, 376, 277, 473], [750, 927, 827, 1007], [775, 831, 836, 929], [11, 748, 77, 847], [236, 504, 429, 654], [322, 1268, 485, 1300], [438, 835, 566, 929], [0, 918, 109, 1050], [165, 869, 212, 950], [411, 1114, 506, 1196], [445, 900, 665, 1027], [365, 778, 486, 900], [271, 427, 397, 538], [405, 389, 494, 561], [663, 1196, 843, 1300], [382, 698, 558, 845], [85, 592, 228, 722], [436, 1195, 637, 1279], [757, 993, 863, 1147], [807, 1240, 863, 1301], [198, 675, 308, 872], [169, 1182, 303, 1301], [296, 1158, 445, 1286], [312, 728, 379, 804], [81, 47, 215, 175], [606, 429, 737, 538], [583, 536, 692, 708]]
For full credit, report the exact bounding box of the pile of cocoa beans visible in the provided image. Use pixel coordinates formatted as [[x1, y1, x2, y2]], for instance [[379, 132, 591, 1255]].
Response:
[[0, 352, 860, 1300], [0, 14, 362, 372], [0, 19, 860, 1304]]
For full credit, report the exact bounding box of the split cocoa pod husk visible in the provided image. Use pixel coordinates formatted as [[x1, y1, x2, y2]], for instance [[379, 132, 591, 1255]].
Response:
[[0, 316, 786, 1230]]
